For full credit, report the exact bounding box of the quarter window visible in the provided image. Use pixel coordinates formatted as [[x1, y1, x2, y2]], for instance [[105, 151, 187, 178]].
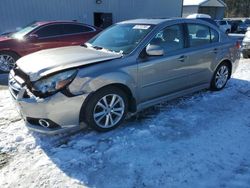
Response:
[[149, 24, 184, 54], [210, 28, 219, 43]]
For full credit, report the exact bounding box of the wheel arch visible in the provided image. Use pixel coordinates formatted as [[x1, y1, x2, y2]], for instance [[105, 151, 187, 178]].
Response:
[[0, 50, 21, 58], [79, 83, 137, 126], [214, 59, 232, 79]]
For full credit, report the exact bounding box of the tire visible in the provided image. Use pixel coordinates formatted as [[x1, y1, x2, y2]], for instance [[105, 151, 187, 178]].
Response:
[[0, 51, 19, 73], [82, 86, 128, 132], [210, 63, 230, 91]]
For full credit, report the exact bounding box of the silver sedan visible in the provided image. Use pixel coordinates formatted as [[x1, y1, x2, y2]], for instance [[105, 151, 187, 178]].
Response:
[[9, 18, 240, 134]]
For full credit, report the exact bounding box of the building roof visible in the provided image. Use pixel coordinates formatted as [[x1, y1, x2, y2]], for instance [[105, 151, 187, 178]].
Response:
[[183, 0, 226, 7]]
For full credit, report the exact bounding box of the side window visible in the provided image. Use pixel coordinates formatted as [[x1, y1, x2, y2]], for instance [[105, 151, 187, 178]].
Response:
[[188, 24, 210, 47], [210, 28, 219, 43], [63, 24, 94, 35], [35, 25, 64, 38], [149, 24, 184, 54], [82, 26, 94, 32]]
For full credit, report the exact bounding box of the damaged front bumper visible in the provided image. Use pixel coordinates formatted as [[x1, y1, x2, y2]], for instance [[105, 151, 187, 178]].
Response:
[[8, 70, 88, 134]]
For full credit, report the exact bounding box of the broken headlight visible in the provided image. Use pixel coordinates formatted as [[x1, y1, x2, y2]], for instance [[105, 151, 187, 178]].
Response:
[[33, 69, 78, 97]]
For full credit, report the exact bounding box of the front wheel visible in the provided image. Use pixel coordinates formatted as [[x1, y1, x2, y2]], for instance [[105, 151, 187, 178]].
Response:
[[210, 63, 230, 91], [83, 87, 128, 132]]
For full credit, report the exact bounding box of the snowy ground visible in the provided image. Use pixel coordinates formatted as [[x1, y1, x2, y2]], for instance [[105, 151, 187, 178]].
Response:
[[1, 59, 250, 188]]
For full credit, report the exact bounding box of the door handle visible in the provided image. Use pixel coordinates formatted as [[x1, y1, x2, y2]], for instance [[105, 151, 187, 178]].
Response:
[[213, 48, 218, 54], [177, 55, 186, 62]]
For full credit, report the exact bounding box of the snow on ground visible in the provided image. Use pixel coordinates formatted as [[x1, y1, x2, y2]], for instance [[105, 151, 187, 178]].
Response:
[[1, 59, 250, 188]]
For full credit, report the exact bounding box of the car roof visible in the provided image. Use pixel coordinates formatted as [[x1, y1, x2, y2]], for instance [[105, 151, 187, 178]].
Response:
[[118, 18, 184, 25], [34, 20, 84, 26], [118, 18, 218, 29]]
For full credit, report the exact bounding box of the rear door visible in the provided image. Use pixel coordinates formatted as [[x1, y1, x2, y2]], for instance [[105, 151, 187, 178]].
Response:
[[59, 24, 98, 45], [184, 23, 220, 87], [138, 24, 191, 102]]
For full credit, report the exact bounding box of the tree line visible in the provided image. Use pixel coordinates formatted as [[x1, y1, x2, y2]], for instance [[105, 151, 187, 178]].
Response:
[[224, 0, 250, 17]]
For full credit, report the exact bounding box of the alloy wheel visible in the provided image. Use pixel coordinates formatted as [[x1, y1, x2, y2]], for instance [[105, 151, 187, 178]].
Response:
[[215, 65, 229, 89], [0, 54, 15, 72], [93, 94, 125, 128]]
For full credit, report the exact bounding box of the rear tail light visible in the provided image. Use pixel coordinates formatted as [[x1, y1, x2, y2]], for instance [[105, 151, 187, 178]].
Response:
[[236, 40, 241, 49]]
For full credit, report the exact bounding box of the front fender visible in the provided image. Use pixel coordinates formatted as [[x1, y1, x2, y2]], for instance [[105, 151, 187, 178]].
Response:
[[69, 71, 138, 99]]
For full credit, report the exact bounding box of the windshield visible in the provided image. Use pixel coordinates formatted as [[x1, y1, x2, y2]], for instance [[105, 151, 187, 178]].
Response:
[[11, 23, 39, 39], [87, 24, 154, 54]]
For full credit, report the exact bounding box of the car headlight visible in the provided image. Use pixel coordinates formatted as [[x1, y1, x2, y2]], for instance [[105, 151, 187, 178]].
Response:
[[33, 69, 78, 96]]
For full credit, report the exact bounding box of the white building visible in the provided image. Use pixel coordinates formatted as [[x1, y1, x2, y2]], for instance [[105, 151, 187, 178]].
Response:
[[183, 0, 227, 19], [0, 0, 184, 33]]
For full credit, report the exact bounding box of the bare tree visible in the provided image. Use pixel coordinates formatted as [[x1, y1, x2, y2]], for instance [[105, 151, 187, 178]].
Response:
[[224, 0, 250, 17]]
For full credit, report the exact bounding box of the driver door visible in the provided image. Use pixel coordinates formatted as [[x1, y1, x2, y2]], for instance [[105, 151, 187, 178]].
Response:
[[23, 24, 65, 55], [138, 24, 191, 103]]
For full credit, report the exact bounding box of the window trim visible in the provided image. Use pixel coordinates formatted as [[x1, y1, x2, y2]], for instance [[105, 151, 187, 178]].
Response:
[[29, 23, 97, 39], [209, 27, 220, 43], [139, 23, 186, 59], [185, 23, 220, 48], [62, 23, 95, 35]]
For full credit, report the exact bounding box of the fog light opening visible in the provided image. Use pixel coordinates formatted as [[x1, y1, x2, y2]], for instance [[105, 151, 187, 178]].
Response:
[[39, 119, 50, 128]]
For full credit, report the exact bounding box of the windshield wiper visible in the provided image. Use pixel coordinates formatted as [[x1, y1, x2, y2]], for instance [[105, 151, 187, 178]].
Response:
[[93, 46, 123, 54], [81, 43, 103, 50], [83, 43, 123, 55], [93, 45, 104, 50], [80, 43, 88, 47]]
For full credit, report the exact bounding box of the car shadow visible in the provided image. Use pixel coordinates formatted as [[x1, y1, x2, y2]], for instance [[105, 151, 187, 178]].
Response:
[[30, 77, 250, 187], [0, 73, 8, 86]]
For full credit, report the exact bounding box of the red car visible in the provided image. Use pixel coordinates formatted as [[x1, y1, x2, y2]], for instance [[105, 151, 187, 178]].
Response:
[[0, 21, 101, 72]]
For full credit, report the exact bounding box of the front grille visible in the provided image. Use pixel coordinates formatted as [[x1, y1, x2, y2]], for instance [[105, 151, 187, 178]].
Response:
[[9, 71, 22, 99], [14, 68, 30, 82], [8, 69, 29, 99]]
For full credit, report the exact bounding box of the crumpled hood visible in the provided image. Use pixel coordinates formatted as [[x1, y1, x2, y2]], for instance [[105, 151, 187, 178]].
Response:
[[17, 46, 123, 81]]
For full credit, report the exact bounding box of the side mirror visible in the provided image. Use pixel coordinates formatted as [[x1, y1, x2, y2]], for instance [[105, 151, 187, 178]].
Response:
[[28, 34, 39, 40], [146, 44, 164, 56]]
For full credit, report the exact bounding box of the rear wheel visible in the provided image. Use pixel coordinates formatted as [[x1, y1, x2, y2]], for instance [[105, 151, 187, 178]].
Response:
[[210, 63, 230, 91], [82, 87, 128, 132], [0, 52, 19, 73]]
